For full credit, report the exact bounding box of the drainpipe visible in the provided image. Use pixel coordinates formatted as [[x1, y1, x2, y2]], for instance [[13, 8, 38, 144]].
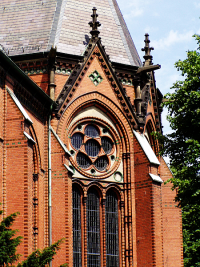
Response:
[[49, 66, 56, 101], [48, 47, 56, 101], [48, 47, 56, 267], [48, 105, 53, 267], [134, 83, 142, 116]]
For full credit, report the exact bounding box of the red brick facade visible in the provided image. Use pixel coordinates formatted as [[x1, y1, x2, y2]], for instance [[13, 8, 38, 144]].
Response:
[[0, 9, 183, 267]]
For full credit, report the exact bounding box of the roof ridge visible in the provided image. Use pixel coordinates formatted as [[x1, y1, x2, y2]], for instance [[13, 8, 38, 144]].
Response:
[[48, 0, 67, 50], [109, 0, 142, 67]]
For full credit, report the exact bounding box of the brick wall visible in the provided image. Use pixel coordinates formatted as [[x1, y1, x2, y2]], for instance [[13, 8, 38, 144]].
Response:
[[160, 157, 184, 267]]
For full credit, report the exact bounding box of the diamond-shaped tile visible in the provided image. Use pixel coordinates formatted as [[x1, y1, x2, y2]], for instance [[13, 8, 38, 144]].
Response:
[[89, 70, 103, 86]]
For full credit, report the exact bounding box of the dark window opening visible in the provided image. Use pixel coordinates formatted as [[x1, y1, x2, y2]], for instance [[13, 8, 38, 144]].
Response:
[[73, 186, 82, 267], [71, 133, 83, 150], [94, 156, 108, 171], [77, 152, 91, 169], [85, 139, 100, 157], [101, 136, 113, 154], [85, 125, 99, 138], [106, 190, 119, 267], [87, 188, 100, 267]]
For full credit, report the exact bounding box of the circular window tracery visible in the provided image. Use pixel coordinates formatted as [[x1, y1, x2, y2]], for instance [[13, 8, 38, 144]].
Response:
[[69, 120, 119, 177]]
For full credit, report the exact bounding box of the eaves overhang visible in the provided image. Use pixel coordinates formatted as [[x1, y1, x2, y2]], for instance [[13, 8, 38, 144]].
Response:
[[0, 49, 54, 110], [7, 88, 33, 124], [111, 61, 139, 74], [133, 130, 160, 165], [51, 126, 71, 156], [9, 51, 49, 62]]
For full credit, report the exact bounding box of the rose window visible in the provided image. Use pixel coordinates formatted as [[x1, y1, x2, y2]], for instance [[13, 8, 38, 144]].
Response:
[[70, 122, 117, 175]]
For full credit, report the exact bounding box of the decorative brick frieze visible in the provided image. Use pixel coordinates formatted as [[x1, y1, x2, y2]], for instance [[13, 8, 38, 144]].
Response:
[[17, 60, 48, 75], [14, 84, 48, 121]]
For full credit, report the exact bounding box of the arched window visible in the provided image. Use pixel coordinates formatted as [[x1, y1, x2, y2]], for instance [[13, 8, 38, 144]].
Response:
[[73, 186, 82, 267], [87, 188, 100, 267], [72, 185, 120, 267], [106, 190, 119, 266]]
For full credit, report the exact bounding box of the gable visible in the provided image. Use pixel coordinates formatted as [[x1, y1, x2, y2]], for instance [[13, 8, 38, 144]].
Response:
[[68, 54, 122, 109], [56, 42, 138, 128]]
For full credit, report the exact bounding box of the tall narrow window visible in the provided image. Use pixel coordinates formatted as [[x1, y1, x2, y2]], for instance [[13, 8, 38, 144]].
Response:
[[106, 190, 119, 267], [87, 188, 100, 267], [73, 186, 82, 267]]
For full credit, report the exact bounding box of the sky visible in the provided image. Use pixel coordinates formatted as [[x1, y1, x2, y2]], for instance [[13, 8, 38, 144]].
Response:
[[117, 0, 200, 135]]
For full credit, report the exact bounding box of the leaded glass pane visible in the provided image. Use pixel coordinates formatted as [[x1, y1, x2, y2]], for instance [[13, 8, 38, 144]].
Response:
[[106, 190, 119, 267], [85, 139, 100, 157], [77, 153, 91, 169], [73, 187, 82, 267], [85, 125, 99, 138], [101, 137, 113, 154], [94, 156, 108, 171], [71, 133, 83, 150], [87, 188, 100, 267]]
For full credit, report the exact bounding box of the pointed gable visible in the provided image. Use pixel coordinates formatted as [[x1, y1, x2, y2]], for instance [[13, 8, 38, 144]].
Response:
[[55, 36, 138, 127]]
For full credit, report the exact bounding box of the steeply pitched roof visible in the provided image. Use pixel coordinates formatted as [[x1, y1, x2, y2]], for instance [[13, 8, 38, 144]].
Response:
[[0, 0, 142, 67]]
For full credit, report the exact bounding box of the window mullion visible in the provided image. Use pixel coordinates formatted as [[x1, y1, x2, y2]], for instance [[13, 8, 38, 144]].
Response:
[[83, 195, 87, 267], [102, 198, 106, 267]]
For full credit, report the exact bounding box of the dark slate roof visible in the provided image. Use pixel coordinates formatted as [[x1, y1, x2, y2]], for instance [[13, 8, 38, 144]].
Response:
[[0, 0, 142, 67]]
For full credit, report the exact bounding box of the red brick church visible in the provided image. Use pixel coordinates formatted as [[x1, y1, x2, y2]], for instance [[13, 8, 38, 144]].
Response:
[[0, 0, 183, 266]]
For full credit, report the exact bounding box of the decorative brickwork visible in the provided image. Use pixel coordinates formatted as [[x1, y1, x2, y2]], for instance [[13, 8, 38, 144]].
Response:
[[0, 4, 183, 267]]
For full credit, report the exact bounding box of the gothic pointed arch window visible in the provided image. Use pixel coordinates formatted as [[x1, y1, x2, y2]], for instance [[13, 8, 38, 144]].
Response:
[[106, 190, 119, 266], [70, 116, 122, 266], [72, 185, 82, 266], [87, 187, 101, 267], [72, 184, 121, 267]]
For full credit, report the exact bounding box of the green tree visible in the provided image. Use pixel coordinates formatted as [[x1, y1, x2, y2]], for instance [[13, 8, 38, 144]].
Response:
[[0, 207, 67, 267], [17, 240, 67, 267], [0, 210, 22, 266], [161, 34, 200, 267]]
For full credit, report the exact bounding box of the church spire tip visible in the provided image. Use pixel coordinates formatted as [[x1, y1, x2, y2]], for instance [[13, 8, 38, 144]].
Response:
[[141, 33, 154, 66], [89, 7, 101, 38]]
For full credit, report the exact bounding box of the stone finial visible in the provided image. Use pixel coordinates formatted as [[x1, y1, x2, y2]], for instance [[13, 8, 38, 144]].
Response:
[[89, 7, 101, 38], [141, 33, 154, 66]]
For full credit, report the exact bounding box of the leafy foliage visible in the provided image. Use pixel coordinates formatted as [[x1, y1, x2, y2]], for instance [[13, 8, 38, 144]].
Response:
[[161, 34, 200, 267], [17, 239, 67, 267], [0, 209, 22, 266], [0, 207, 67, 267]]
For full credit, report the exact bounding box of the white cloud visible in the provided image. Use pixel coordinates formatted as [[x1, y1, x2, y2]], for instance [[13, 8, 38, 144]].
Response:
[[152, 30, 194, 50]]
